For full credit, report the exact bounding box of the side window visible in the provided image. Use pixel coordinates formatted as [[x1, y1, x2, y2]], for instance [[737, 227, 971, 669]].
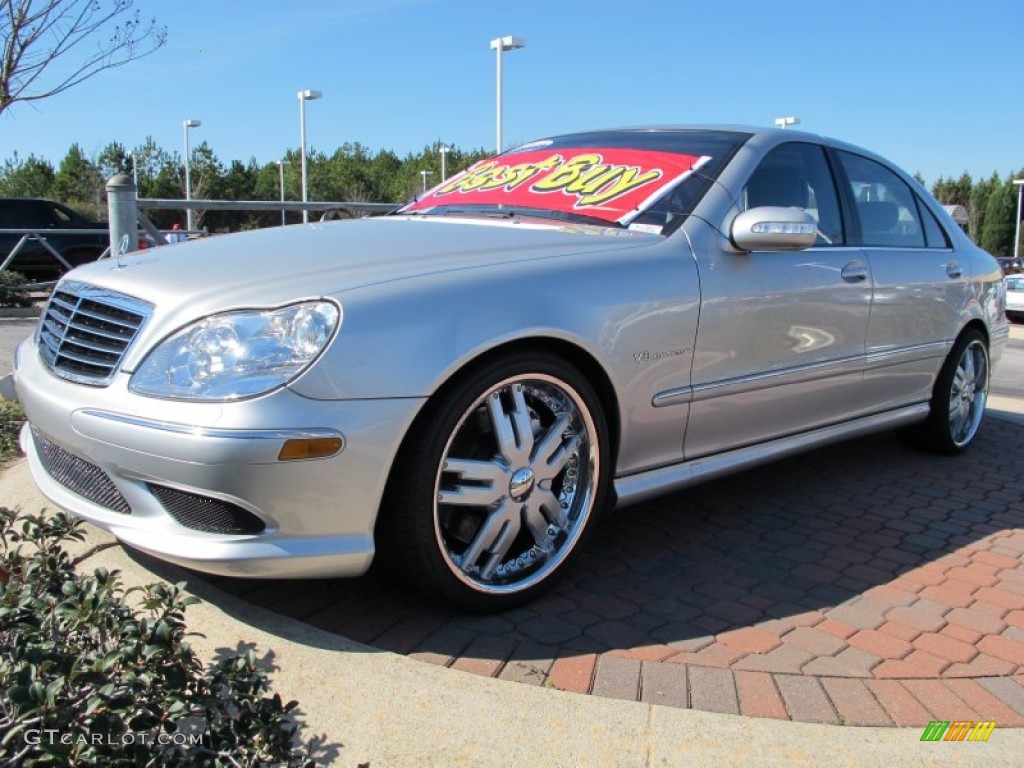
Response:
[[742, 142, 843, 246], [836, 150, 925, 248], [917, 199, 951, 248], [51, 206, 73, 225]]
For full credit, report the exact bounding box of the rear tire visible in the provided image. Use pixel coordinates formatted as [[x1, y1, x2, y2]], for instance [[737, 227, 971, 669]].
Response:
[[898, 328, 989, 455]]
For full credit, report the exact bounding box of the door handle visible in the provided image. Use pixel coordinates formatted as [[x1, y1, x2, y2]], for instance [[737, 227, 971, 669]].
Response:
[[841, 261, 869, 282], [946, 261, 963, 279]]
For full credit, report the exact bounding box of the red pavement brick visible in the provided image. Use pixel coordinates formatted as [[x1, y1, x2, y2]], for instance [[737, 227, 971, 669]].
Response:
[[861, 584, 917, 607], [973, 550, 1021, 569], [821, 678, 893, 726], [912, 633, 979, 665], [945, 565, 1001, 588], [940, 623, 982, 646], [547, 653, 597, 693], [977, 635, 1024, 666], [944, 679, 1024, 726], [872, 650, 951, 679], [717, 627, 783, 655], [944, 654, 1017, 678], [817, 619, 857, 640], [901, 564, 951, 589], [1006, 610, 1024, 630], [974, 586, 1024, 612], [774, 675, 838, 724], [866, 680, 934, 726], [608, 644, 678, 663], [734, 671, 788, 720], [902, 680, 984, 720], [878, 621, 921, 643], [919, 583, 977, 609], [884, 606, 947, 633], [848, 630, 912, 660]]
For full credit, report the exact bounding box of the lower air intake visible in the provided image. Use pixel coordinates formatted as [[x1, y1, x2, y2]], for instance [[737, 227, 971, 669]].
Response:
[[148, 484, 266, 535]]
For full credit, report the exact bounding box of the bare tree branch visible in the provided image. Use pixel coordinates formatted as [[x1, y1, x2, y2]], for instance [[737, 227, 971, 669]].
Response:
[[0, 0, 167, 115]]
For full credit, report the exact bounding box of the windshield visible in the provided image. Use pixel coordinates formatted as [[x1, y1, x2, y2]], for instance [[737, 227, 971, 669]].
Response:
[[399, 129, 750, 234]]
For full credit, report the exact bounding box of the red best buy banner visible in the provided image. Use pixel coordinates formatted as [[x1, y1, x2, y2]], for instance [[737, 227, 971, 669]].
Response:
[[403, 148, 704, 223]]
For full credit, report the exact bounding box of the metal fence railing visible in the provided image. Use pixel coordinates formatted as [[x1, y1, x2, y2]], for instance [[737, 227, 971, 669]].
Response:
[[1, 177, 400, 279]]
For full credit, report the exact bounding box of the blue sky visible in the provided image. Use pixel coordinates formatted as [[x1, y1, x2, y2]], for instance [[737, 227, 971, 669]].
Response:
[[1, 0, 1021, 185]]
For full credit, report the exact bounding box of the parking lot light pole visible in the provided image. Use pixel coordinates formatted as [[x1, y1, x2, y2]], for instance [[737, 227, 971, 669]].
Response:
[[1014, 179, 1024, 262], [774, 116, 800, 129], [298, 89, 323, 223], [439, 145, 450, 182], [421, 170, 433, 193], [182, 119, 201, 231], [490, 35, 525, 153], [277, 160, 288, 226]]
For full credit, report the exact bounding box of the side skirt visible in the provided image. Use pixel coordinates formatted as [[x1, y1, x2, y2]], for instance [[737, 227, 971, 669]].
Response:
[[612, 403, 930, 510]]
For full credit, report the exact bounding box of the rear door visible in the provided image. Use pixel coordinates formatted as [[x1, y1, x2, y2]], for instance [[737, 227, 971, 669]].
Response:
[[684, 141, 873, 458], [832, 149, 968, 410]]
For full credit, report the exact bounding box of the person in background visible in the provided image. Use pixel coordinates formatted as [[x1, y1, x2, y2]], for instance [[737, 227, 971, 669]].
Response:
[[166, 222, 187, 244]]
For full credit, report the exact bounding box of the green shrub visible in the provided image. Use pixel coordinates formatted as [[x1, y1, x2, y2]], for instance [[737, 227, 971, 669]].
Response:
[[0, 271, 32, 308], [0, 509, 321, 766], [0, 399, 25, 460]]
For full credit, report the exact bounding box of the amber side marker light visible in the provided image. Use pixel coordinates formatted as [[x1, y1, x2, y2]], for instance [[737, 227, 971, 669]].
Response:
[[278, 437, 344, 461]]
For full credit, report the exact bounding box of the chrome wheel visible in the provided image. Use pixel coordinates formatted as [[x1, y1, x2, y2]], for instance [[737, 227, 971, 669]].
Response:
[[433, 373, 600, 596], [948, 338, 988, 448]]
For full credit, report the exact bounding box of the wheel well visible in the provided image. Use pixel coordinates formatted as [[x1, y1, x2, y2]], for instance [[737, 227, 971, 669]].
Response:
[[960, 319, 988, 346], [382, 337, 621, 497]]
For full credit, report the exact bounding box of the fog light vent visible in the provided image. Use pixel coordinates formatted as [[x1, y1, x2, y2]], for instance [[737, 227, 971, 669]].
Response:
[[148, 484, 266, 535]]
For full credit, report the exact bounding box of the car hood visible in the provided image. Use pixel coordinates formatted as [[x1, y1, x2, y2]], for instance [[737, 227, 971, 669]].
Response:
[[68, 216, 659, 310]]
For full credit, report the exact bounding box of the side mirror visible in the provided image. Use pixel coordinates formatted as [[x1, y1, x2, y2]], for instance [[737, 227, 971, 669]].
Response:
[[730, 206, 817, 251]]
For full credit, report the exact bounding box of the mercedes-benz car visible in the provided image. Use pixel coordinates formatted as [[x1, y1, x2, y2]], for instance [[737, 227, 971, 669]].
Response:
[[13, 127, 1009, 611]]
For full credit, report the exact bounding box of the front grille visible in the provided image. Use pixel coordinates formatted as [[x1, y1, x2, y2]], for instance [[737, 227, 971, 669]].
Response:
[[149, 484, 266, 535], [32, 427, 131, 514], [38, 281, 150, 385]]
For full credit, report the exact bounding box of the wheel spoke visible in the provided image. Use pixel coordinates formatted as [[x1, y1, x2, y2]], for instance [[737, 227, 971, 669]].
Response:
[[524, 489, 565, 532], [438, 458, 508, 507], [486, 384, 535, 467], [459, 499, 520, 574]]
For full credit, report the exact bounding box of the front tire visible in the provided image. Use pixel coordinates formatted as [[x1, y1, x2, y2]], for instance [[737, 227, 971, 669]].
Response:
[[379, 352, 610, 611], [899, 328, 989, 455]]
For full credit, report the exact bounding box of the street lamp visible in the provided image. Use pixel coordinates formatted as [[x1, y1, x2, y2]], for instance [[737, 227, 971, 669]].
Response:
[[421, 169, 433, 193], [1014, 179, 1024, 262], [297, 89, 322, 223], [439, 144, 450, 182], [489, 35, 525, 153], [182, 118, 201, 231], [277, 160, 288, 227], [774, 116, 800, 129]]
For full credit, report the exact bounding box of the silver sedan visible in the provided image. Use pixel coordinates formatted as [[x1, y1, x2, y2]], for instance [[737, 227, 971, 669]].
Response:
[[14, 126, 1009, 610]]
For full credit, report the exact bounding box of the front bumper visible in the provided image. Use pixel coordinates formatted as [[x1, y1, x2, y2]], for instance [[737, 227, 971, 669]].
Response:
[[14, 337, 425, 578]]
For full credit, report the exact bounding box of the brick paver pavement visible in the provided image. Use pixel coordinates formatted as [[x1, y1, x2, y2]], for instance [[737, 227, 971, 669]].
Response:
[[207, 419, 1024, 726]]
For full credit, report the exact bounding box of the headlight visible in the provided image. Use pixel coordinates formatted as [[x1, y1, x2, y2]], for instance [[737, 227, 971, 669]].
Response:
[[130, 301, 340, 400]]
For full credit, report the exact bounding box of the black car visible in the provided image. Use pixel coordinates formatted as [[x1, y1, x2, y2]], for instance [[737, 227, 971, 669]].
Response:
[[0, 197, 109, 280]]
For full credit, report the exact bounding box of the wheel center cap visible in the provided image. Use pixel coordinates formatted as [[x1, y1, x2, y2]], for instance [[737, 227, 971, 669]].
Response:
[[509, 467, 536, 501]]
